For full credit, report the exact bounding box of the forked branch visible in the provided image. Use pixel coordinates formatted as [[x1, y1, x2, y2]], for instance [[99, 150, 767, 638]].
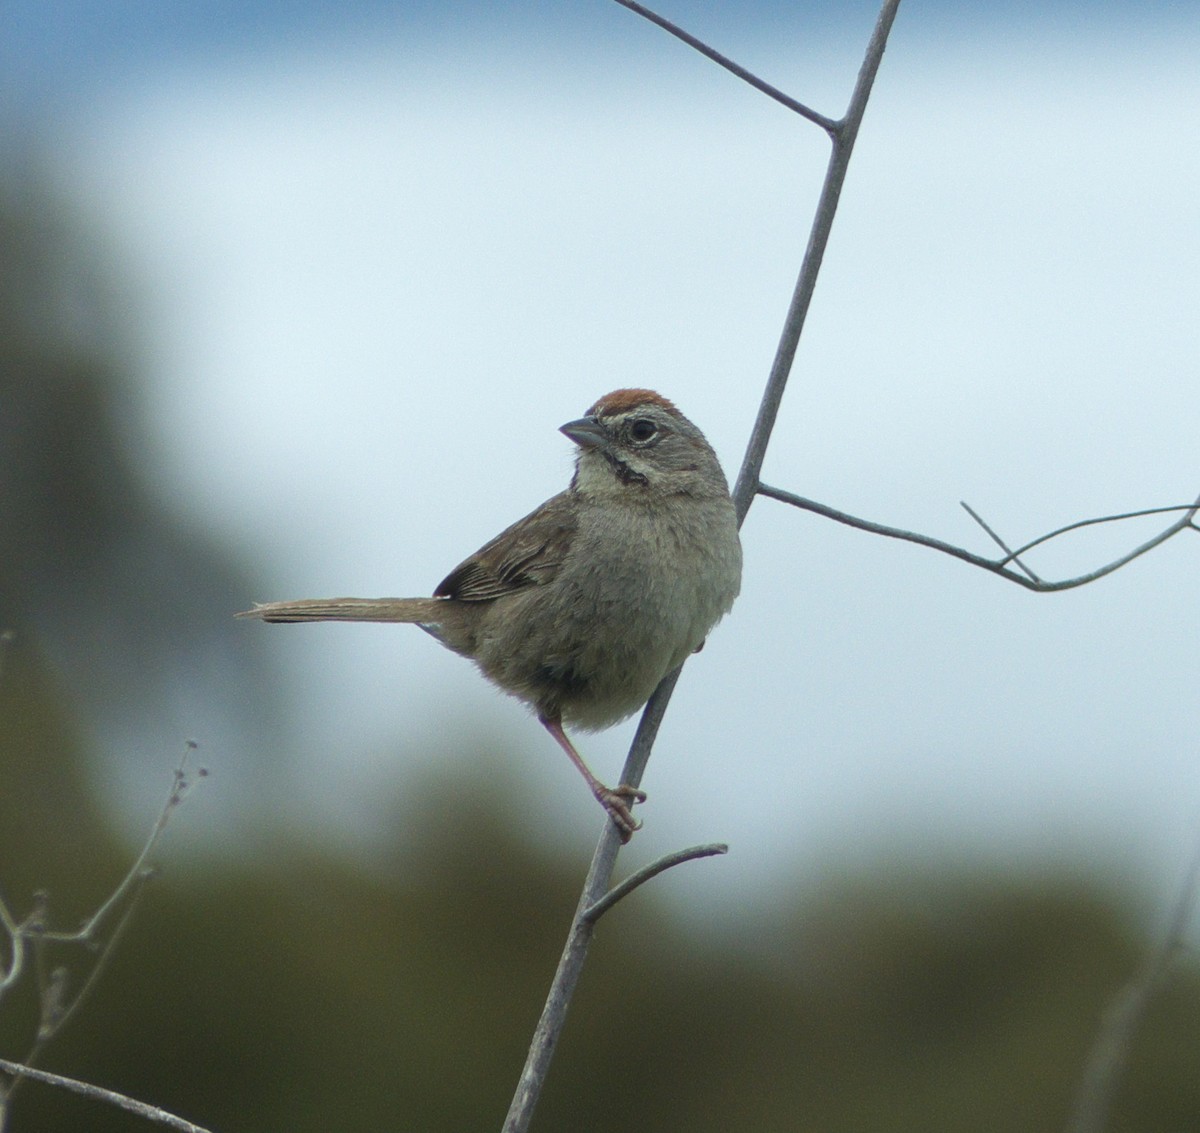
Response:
[[582, 843, 728, 924], [508, 0, 1192, 1129], [610, 0, 837, 130], [504, 2, 903, 1130], [758, 484, 1200, 591], [0, 753, 204, 1129]]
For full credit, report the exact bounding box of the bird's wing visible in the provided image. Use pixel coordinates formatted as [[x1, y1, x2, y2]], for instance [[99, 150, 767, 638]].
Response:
[[434, 491, 578, 602]]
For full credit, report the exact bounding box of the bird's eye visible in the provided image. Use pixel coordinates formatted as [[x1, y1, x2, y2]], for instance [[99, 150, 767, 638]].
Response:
[[629, 418, 658, 442]]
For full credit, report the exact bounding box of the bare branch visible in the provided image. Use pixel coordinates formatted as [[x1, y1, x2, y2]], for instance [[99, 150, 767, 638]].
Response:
[[503, 669, 683, 1133], [505, 3, 903, 1129], [0, 1059, 212, 1133], [1000, 502, 1200, 566], [758, 483, 1200, 592], [36, 746, 204, 946], [0, 893, 24, 998], [37, 872, 150, 1044], [960, 501, 1040, 582], [731, 0, 902, 522], [611, 0, 838, 132], [1, 755, 205, 1122], [582, 843, 729, 924], [1067, 836, 1200, 1133]]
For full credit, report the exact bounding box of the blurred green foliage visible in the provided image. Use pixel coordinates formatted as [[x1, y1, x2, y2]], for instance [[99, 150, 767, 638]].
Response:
[[2, 145, 1200, 1133], [4, 712, 1200, 1133]]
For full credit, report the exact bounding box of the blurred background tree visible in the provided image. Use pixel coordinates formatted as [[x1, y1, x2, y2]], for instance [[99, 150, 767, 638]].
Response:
[[2, 142, 1200, 1132]]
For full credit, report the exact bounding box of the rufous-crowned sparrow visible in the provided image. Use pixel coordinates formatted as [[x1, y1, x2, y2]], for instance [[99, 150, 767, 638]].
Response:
[[239, 389, 742, 840]]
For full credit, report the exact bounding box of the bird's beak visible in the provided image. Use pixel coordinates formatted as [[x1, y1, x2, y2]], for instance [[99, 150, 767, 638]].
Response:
[[559, 416, 607, 449]]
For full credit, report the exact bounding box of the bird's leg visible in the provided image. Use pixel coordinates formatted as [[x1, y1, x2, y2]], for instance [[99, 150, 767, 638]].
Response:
[[538, 714, 646, 842]]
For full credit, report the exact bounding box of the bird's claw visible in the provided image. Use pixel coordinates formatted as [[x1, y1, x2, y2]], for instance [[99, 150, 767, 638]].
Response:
[[597, 783, 647, 843]]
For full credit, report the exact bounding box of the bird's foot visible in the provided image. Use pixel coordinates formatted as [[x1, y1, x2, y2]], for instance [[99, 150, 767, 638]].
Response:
[[595, 783, 647, 843]]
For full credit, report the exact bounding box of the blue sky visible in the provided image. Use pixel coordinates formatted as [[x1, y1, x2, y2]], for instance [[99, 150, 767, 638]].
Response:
[[6, 0, 1197, 97], [6, 0, 1200, 917]]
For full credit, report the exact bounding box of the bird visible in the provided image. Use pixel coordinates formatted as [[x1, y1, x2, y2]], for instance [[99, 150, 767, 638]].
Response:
[[238, 389, 742, 840]]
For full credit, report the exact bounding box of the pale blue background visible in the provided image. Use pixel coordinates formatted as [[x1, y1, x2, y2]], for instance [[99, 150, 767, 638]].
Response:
[[6, 1, 1199, 924]]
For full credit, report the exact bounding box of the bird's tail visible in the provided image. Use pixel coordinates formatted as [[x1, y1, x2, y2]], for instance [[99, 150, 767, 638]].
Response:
[[236, 597, 445, 624]]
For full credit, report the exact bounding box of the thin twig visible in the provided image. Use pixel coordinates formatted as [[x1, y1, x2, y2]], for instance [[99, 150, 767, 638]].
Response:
[[961, 501, 1040, 582], [758, 483, 1200, 592], [38, 872, 152, 1042], [0, 755, 205, 1122], [0, 1059, 211, 1133], [37, 747, 203, 945], [583, 843, 728, 923], [731, 0, 902, 522], [1066, 835, 1200, 1133], [1001, 503, 1200, 565], [504, 4, 903, 1130], [503, 668, 683, 1133], [611, 0, 838, 132], [0, 893, 23, 998]]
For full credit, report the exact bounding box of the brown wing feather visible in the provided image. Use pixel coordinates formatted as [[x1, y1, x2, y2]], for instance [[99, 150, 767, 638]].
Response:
[[435, 491, 577, 602]]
